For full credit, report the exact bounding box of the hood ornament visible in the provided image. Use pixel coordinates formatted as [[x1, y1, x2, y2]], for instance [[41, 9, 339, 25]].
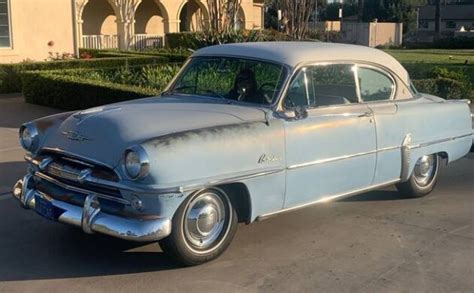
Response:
[[62, 130, 92, 141]]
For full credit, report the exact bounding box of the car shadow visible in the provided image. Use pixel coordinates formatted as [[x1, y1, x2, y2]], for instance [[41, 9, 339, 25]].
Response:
[[339, 189, 412, 202], [0, 161, 27, 195], [0, 160, 182, 282], [0, 222, 182, 281]]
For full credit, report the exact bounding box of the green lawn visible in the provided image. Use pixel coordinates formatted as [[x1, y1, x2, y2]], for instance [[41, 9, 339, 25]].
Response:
[[385, 49, 474, 84], [384, 49, 474, 64]]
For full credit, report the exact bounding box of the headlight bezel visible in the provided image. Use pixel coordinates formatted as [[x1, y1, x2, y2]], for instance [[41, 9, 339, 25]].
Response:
[[124, 145, 150, 180], [19, 123, 40, 153]]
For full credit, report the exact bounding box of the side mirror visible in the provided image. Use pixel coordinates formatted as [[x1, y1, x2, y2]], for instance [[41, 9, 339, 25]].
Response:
[[280, 106, 308, 121]]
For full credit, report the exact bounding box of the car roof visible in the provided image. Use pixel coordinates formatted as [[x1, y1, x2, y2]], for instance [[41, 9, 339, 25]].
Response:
[[192, 42, 409, 84]]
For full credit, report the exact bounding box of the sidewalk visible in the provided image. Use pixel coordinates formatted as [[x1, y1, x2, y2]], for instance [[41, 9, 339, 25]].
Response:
[[0, 94, 60, 195]]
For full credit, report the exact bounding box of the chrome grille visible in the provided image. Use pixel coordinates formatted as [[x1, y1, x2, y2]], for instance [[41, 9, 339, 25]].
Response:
[[46, 162, 81, 182], [31, 151, 122, 198]]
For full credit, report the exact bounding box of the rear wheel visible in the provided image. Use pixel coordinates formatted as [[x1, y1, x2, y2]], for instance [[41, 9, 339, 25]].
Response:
[[159, 187, 238, 266], [396, 154, 440, 197]]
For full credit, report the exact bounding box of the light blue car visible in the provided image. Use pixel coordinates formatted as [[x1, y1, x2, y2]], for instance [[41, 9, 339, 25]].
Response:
[[13, 42, 473, 265]]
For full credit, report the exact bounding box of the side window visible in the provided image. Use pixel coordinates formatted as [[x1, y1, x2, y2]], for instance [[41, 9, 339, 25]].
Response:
[[356, 67, 394, 102], [284, 64, 358, 109], [284, 68, 313, 108], [309, 64, 358, 106]]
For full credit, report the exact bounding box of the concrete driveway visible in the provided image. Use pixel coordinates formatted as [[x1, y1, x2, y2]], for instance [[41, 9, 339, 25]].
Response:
[[0, 96, 473, 293]]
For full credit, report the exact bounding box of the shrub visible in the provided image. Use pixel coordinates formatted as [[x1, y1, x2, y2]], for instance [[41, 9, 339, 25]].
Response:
[[413, 77, 473, 100], [431, 66, 469, 82], [165, 29, 299, 49], [21, 70, 160, 110], [0, 55, 168, 93]]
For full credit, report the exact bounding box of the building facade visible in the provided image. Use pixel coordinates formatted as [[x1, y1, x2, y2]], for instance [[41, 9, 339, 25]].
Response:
[[0, 0, 264, 63], [418, 4, 474, 34]]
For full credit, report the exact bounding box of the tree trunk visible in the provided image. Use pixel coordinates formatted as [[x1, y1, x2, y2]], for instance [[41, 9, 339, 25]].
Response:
[[434, 0, 441, 40]]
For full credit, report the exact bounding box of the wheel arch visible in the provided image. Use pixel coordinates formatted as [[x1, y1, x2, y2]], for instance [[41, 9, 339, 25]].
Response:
[[218, 183, 252, 224]]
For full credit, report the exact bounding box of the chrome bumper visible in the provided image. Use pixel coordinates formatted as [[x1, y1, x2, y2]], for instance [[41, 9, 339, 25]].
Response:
[[12, 174, 172, 242]]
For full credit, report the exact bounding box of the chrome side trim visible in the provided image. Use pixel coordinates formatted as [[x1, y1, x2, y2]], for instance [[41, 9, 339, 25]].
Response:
[[179, 168, 285, 193], [400, 134, 412, 182], [35, 172, 131, 205], [408, 132, 474, 149], [256, 179, 400, 221], [287, 146, 399, 170], [28, 152, 284, 194]]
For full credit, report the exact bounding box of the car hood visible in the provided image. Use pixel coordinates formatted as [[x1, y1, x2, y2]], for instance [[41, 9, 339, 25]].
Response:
[[41, 96, 268, 167]]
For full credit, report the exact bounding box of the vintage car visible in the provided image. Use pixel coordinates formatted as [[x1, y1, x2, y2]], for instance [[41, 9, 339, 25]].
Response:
[[12, 42, 473, 265]]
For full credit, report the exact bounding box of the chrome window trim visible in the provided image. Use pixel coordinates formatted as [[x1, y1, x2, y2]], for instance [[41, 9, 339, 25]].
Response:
[[274, 59, 414, 112], [353, 63, 397, 102], [165, 55, 292, 109]]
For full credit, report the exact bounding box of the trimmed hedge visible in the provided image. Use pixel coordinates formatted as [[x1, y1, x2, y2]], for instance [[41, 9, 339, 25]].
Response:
[[79, 48, 190, 62], [405, 37, 474, 49], [22, 70, 159, 110], [0, 55, 168, 93]]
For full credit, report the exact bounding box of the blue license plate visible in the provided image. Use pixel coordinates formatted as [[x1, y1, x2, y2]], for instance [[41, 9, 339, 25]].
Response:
[[35, 195, 57, 221]]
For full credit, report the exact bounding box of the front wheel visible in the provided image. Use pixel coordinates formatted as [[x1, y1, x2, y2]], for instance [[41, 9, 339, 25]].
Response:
[[396, 154, 440, 197], [159, 187, 238, 266]]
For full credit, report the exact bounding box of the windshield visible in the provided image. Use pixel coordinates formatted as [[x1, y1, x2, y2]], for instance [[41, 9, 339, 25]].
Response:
[[166, 57, 288, 105]]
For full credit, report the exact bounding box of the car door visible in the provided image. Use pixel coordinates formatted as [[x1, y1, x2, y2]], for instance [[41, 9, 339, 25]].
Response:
[[354, 65, 404, 185], [282, 64, 377, 208]]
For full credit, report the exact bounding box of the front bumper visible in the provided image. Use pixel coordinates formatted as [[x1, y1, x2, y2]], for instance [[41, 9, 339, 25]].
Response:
[[12, 174, 172, 242]]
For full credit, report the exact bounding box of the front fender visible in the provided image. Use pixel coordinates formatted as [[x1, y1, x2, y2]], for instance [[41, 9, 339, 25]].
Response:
[[139, 119, 286, 189]]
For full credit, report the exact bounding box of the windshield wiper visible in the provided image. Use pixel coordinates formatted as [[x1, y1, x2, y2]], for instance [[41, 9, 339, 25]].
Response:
[[202, 90, 233, 104], [161, 85, 196, 96]]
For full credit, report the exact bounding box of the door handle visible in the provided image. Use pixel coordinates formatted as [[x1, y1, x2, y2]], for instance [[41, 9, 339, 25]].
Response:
[[358, 112, 372, 118]]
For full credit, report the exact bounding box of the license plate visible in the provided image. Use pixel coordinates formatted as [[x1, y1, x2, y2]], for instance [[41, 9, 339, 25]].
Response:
[[35, 194, 57, 221]]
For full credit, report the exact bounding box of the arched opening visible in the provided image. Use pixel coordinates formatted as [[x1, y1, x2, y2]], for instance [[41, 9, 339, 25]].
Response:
[[134, 0, 168, 35], [179, 0, 208, 32], [234, 6, 246, 30], [82, 0, 117, 35], [81, 0, 118, 49]]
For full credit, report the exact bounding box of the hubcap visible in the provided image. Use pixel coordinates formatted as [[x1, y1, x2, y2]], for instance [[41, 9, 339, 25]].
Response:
[[184, 191, 227, 250], [413, 155, 436, 186]]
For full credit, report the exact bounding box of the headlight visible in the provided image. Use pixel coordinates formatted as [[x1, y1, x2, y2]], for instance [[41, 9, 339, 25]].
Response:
[[19, 123, 39, 152], [124, 146, 149, 180]]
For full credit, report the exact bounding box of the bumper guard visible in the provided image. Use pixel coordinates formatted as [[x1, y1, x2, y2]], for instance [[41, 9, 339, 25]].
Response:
[[12, 174, 171, 242]]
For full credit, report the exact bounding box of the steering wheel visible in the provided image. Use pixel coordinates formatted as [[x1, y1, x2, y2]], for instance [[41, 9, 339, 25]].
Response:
[[258, 82, 277, 104]]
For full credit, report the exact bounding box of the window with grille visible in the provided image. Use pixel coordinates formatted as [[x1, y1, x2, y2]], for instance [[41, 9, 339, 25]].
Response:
[[0, 0, 10, 48]]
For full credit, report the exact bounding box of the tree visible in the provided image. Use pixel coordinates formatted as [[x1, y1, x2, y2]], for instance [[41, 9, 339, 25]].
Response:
[[280, 0, 318, 39], [434, 0, 441, 39], [206, 0, 243, 32]]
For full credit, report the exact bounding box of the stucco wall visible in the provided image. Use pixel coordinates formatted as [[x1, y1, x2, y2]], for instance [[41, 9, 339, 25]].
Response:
[[341, 22, 403, 47], [0, 0, 75, 63]]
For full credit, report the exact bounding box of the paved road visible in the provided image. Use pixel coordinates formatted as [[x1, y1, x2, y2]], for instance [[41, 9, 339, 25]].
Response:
[[0, 96, 473, 293]]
